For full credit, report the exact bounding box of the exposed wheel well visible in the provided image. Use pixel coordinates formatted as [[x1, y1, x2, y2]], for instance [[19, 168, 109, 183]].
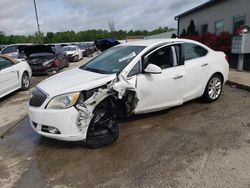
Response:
[[94, 91, 137, 119], [22, 71, 29, 77], [211, 72, 224, 83]]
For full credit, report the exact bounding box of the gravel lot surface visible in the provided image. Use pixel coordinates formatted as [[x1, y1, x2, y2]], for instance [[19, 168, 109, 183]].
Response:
[[0, 85, 250, 188]]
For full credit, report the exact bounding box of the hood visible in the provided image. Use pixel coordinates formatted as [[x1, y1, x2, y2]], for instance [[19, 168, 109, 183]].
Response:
[[24, 45, 55, 57], [37, 68, 116, 97]]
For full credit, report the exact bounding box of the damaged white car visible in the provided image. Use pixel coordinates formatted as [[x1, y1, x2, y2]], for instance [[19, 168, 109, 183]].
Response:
[[27, 39, 229, 147]]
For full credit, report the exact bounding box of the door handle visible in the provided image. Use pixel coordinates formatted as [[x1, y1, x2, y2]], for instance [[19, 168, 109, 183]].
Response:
[[201, 63, 208, 67], [173, 75, 183, 79]]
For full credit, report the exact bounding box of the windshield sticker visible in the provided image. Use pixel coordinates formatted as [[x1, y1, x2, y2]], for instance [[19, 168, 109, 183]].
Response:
[[118, 52, 136, 62]]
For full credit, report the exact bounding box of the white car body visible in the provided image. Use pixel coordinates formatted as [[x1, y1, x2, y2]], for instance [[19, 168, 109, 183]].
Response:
[[0, 56, 32, 98], [62, 45, 83, 61], [28, 39, 229, 142]]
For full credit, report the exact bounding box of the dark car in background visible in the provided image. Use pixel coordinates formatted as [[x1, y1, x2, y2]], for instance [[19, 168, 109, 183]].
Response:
[[0, 44, 32, 59], [94, 38, 120, 52], [24, 45, 69, 75], [77, 43, 89, 57]]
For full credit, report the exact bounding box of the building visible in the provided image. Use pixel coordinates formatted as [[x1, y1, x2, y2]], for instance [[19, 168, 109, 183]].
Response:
[[175, 0, 250, 36]]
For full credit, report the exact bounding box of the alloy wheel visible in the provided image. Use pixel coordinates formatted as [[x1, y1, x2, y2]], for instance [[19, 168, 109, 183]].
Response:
[[208, 77, 222, 100]]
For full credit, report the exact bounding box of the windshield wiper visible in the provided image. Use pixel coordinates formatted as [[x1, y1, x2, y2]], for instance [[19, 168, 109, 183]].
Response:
[[84, 67, 109, 74]]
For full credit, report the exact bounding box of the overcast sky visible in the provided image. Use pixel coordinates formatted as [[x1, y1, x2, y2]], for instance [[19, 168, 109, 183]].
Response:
[[0, 0, 208, 35]]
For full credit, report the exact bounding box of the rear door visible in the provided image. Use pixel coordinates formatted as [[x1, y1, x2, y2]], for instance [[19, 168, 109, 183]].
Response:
[[0, 57, 19, 97], [182, 43, 209, 101]]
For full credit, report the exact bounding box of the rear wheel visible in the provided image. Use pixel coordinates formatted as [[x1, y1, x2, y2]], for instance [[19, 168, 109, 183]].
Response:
[[202, 74, 223, 102], [21, 72, 30, 91], [85, 99, 119, 148]]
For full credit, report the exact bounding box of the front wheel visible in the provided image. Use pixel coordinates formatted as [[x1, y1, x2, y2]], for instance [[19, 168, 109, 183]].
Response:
[[202, 74, 223, 102], [85, 106, 119, 148], [21, 72, 30, 91], [74, 55, 79, 62], [47, 67, 59, 76]]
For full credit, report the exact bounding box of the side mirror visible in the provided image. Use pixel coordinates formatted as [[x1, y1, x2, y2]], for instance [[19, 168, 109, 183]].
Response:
[[144, 64, 162, 74]]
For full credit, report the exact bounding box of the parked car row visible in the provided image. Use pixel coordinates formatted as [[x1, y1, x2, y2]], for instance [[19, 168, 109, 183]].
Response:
[[0, 42, 99, 99], [0, 54, 32, 98]]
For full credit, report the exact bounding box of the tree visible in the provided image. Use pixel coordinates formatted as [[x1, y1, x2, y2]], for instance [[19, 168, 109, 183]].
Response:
[[0, 31, 5, 43], [180, 29, 187, 38], [33, 32, 44, 44], [44, 32, 54, 43], [187, 20, 199, 36]]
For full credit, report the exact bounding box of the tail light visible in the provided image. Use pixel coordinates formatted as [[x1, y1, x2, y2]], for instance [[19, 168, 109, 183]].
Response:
[[54, 60, 60, 66]]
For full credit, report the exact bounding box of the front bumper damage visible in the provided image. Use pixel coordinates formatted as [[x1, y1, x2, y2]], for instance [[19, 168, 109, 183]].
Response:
[[28, 76, 136, 141]]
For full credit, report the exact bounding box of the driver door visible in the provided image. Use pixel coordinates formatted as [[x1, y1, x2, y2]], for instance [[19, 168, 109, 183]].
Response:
[[0, 57, 19, 97], [135, 45, 185, 114]]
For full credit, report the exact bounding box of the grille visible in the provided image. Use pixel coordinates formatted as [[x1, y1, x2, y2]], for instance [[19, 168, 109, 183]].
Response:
[[29, 89, 47, 107]]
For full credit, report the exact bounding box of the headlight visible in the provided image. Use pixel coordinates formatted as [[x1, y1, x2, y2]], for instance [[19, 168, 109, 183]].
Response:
[[46, 92, 80, 109], [43, 60, 53, 66]]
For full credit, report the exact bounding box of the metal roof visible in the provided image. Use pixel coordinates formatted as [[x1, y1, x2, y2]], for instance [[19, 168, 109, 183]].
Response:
[[175, 0, 220, 19]]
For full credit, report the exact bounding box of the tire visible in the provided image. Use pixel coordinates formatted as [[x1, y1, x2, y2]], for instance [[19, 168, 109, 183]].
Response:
[[202, 74, 223, 102], [74, 55, 79, 62], [47, 67, 59, 76], [65, 60, 69, 67], [21, 72, 30, 91], [85, 100, 119, 148]]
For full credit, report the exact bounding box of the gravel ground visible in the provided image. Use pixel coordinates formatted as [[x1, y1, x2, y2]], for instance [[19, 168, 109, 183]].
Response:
[[0, 85, 250, 188]]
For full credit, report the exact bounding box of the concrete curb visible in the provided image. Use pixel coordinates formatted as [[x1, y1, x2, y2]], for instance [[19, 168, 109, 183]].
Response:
[[0, 114, 27, 138], [226, 80, 250, 92]]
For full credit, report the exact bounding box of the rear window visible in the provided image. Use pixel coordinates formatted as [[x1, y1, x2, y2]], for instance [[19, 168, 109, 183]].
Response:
[[183, 43, 208, 61]]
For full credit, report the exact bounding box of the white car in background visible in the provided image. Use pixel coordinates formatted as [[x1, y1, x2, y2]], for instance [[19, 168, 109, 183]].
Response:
[[28, 39, 229, 148], [0, 55, 32, 98], [62, 45, 83, 62]]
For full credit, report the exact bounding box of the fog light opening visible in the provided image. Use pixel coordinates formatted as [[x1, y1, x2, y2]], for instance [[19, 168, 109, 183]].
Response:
[[48, 126, 60, 134]]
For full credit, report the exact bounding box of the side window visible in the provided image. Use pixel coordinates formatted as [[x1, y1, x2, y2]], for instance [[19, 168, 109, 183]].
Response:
[[0, 57, 14, 69], [127, 61, 141, 77], [183, 43, 208, 61], [2, 46, 17, 54], [147, 46, 173, 69]]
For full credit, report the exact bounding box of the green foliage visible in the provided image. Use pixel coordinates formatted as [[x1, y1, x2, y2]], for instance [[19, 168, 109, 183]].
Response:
[[0, 27, 175, 45], [187, 20, 199, 36], [180, 29, 187, 38]]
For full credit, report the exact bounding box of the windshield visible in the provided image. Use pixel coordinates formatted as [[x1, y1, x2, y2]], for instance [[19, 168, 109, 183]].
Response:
[[63, 46, 76, 51], [80, 45, 145, 74]]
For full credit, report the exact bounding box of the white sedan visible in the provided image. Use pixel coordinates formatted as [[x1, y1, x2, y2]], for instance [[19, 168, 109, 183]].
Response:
[[28, 39, 229, 147], [62, 45, 83, 62], [0, 55, 32, 98]]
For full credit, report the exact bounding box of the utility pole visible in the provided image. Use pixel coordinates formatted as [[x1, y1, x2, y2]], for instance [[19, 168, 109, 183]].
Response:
[[33, 0, 41, 34]]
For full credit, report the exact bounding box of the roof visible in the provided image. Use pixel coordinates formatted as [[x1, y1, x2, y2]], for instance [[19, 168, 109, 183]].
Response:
[[119, 39, 170, 47], [119, 38, 210, 50], [175, 0, 219, 19]]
